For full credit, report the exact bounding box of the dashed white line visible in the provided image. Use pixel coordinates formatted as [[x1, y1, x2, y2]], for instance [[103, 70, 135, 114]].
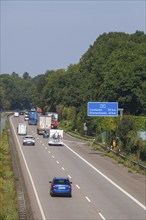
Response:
[[99, 212, 106, 220], [63, 143, 146, 210], [56, 161, 59, 164], [68, 175, 72, 179], [48, 151, 50, 153], [85, 196, 91, 203], [62, 167, 65, 170], [45, 147, 47, 150], [76, 184, 80, 189], [52, 155, 55, 159]]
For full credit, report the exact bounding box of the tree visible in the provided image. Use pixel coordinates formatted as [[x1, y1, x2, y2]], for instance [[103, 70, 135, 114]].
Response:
[[23, 72, 31, 80]]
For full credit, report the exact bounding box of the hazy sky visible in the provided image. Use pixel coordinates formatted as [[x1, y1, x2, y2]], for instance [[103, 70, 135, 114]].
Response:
[[1, 0, 145, 77]]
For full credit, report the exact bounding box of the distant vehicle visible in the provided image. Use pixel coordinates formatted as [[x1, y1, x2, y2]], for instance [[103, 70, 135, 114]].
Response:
[[23, 135, 35, 146], [49, 177, 72, 197], [17, 123, 27, 135], [46, 112, 58, 129], [30, 107, 36, 112], [48, 129, 63, 145], [14, 112, 19, 117], [19, 110, 25, 115], [43, 130, 49, 138], [28, 111, 38, 125], [24, 115, 29, 121], [24, 111, 29, 120], [37, 115, 52, 134]]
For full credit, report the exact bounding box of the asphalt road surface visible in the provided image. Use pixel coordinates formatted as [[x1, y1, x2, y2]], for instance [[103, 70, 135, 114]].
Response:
[[10, 115, 146, 220]]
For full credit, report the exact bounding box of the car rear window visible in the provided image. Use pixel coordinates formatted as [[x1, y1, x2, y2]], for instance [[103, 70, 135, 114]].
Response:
[[54, 179, 69, 184]]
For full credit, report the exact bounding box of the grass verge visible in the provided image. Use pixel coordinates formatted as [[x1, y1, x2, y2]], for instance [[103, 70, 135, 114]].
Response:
[[0, 125, 19, 220]]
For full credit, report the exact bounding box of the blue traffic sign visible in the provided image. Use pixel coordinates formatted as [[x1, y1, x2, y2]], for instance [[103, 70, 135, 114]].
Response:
[[88, 102, 118, 116]]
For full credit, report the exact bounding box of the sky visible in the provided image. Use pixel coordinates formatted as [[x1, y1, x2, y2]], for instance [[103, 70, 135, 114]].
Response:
[[0, 0, 145, 77]]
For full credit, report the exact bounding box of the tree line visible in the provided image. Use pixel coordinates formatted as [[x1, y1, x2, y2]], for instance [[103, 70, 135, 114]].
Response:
[[0, 31, 146, 162]]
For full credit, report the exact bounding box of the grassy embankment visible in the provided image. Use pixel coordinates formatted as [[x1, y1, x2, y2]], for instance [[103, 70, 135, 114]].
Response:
[[59, 120, 146, 175], [0, 116, 19, 220]]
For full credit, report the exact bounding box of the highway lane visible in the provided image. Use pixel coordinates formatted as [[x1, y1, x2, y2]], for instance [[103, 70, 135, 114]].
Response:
[[10, 115, 146, 220]]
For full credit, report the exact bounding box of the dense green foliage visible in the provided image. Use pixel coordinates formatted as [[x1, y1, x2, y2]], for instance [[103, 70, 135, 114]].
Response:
[[0, 31, 146, 162]]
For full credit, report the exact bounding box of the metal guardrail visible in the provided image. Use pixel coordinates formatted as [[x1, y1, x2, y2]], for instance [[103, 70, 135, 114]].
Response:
[[67, 130, 146, 171], [94, 141, 146, 171]]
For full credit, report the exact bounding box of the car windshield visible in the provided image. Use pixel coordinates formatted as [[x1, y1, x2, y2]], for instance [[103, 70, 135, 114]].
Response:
[[54, 179, 69, 184]]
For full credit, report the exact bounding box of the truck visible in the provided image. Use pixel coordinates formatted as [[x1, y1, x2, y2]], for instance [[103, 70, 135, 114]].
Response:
[[47, 112, 58, 129], [17, 123, 27, 135], [37, 115, 52, 134], [48, 129, 63, 146], [28, 111, 38, 125]]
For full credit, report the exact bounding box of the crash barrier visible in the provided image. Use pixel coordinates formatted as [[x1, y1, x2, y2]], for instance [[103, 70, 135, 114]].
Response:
[[94, 141, 146, 171], [69, 130, 146, 171]]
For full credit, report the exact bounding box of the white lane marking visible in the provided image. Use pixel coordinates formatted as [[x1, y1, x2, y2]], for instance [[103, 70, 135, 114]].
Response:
[[68, 175, 72, 179], [63, 143, 146, 210], [62, 167, 65, 170], [76, 184, 80, 189], [52, 155, 55, 159], [10, 116, 46, 220], [45, 147, 47, 150], [99, 212, 106, 220], [85, 196, 91, 203], [56, 161, 59, 164], [48, 151, 50, 153], [42, 144, 44, 146]]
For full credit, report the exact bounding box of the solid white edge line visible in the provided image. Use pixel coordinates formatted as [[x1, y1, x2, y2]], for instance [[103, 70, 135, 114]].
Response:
[[99, 212, 106, 220], [63, 143, 146, 210], [10, 116, 46, 220]]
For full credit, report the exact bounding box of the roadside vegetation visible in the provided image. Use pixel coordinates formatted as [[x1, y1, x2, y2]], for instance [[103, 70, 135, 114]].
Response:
[[0, 31, 146, 174], [0, 31, 145, 219], [0, 119, 19, 220]]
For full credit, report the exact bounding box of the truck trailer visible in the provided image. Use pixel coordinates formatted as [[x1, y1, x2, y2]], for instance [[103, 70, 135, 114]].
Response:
[[37, 115, 52, 134], [47, 112, 58, 129]]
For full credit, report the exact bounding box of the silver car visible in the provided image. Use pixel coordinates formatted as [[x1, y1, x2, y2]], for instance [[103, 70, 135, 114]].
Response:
[[23, 135, 35, 146]]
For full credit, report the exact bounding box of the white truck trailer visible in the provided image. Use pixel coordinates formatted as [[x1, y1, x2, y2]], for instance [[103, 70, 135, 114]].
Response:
[[48, 129, 63, 146], [17, 123, 27, 135], [37, 115, 52, 134]]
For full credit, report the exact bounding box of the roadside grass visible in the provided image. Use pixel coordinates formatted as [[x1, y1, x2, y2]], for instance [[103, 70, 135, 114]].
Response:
[[64, 130, 146, 175], [0, 125, 19, 220]]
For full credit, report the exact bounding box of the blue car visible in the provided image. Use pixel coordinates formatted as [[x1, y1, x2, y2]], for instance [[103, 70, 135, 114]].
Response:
[[49, 177, 72, 197]]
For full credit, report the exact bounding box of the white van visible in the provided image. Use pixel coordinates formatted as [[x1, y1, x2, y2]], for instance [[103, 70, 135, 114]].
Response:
[[17, 123, 27, 135]]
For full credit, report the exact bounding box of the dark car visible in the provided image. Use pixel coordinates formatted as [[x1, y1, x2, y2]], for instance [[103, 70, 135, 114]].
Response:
[[49, 177, 72, 197], [43, 131, 49, 138], [23, 135, 35, 146]]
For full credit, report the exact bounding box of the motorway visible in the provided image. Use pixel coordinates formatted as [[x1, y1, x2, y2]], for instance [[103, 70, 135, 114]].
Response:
[[10, 115, 146, 220]]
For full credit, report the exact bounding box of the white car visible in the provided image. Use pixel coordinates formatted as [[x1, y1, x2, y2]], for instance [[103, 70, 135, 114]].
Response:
[[24, 115, 29, 121], [14, 112, 19, 117], [23, 135, 35, 146]]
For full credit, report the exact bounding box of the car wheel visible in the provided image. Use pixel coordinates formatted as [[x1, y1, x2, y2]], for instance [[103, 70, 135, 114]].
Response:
[[50, 192, 54, 197]]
